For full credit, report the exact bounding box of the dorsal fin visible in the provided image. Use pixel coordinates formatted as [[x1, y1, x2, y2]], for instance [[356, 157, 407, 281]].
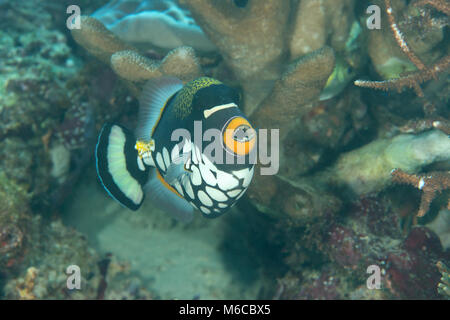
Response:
[[136, 77, 183, 141]]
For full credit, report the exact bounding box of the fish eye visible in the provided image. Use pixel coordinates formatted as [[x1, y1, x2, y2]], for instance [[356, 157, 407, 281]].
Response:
[[233, 124, 255, 142], [223, 117, 256, 156]]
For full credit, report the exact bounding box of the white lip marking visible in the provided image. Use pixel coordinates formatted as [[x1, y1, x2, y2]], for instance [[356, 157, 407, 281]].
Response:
[[203, 103, 237, 119]]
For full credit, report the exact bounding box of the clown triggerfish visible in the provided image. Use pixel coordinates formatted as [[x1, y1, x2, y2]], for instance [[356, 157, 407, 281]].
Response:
[[95, 77, 255, 222]]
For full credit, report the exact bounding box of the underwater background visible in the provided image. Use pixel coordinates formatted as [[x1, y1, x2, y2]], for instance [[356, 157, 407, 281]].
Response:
[[0, 0, 449, 300]]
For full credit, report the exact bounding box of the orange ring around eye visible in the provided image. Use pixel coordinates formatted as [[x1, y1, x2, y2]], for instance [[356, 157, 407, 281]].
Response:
[[223, 117, 256, 156]]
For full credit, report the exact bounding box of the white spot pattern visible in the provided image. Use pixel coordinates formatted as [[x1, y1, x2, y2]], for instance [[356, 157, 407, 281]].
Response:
[[200, 206, 211, 214], [190, 165, 202, 186], [198, 190, 213, 207], [199, 162, 217, 186], [227, 189, 241, 198], [205, 186, 227, 202], [217, 170, 239, 191]]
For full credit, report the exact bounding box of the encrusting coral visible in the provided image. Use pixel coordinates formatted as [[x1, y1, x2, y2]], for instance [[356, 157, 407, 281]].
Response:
[[328, 130, 450, 196]]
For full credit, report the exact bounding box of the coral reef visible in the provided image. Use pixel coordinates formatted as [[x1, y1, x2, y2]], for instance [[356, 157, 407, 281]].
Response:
[[274, 194, 447, 300], [0, 0, 448, 301], [0, 173, 31, 273]]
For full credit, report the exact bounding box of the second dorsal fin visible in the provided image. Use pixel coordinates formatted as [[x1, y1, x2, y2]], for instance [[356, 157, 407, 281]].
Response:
[[136, 77, 183, 141]]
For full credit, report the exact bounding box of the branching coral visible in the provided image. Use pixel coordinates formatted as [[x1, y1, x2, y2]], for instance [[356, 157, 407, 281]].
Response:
[[399, 116, 450, 135], [251, 46, 336, 141], [386, 0, 427, 71], [179, 0, 292, 112], [355, 0, 449, 97], [391, 168, 450, 217], [179, 0, 290, 82], [354, 55, 450, 97], [289, 0, 356, 57], [71, 16, 202, 84]]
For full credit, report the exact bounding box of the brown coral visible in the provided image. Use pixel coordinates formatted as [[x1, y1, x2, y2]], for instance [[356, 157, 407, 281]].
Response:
[[71, 16, 134, 64], [289, 0, 356, 57], [180, 0, 290, 82], [391, 168, 450, 217], [179, 0, 292, 112], [72, 16, 202, 85], [251, 46, 335, 141]]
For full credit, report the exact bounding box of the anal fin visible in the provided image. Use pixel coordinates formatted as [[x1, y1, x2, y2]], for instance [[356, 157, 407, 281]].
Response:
[[144, 169, 194, 222]]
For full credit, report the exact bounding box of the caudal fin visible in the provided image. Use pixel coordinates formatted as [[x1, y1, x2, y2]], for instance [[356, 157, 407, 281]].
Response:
[[95, 123, 149, 210]]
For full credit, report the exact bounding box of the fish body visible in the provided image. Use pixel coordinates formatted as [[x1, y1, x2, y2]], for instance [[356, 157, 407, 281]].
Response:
[[95, 77, 255, 221], [319, 57, 356, 101]]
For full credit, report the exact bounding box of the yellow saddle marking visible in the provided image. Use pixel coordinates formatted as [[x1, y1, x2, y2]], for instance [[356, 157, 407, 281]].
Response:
[[173, 77, 222, 119], [135, 140, 155, 159]]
